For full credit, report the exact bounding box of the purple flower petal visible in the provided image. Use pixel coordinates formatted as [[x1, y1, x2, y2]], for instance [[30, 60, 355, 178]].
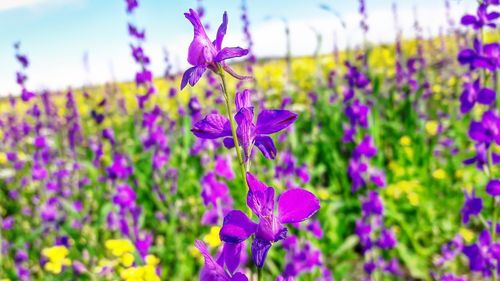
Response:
[[461, 14, 478, 26], [215, 47, 249, 62], [278, 188, 320, 224], [235, 89, 252, 111], [477, 87, 496, 105], [223, 137, 235, 148], [256, 110, 298, 135], [214, 11, 228, 51], [246, 172, 275, 217], [184, 9, 217, 66], [222, 242, 242, 275], [231, 273, 249, 281], [220, 210, 257, 243], [487, 179, 500, 197], [191, 113, 231, 139], [252, 238, 272, 268], [254, 135, 277, 159], [222, 62, 252, 80], [235, 107, 256, 159], [181, 65, 207, 90]]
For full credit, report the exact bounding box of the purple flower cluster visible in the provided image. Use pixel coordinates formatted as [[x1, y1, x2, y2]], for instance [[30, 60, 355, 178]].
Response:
[[435, 1, 499, 279], [341, 57, 400, 278]]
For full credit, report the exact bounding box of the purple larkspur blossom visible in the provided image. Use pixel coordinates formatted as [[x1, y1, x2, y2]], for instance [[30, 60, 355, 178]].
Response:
[[219, 172, 320, 268], [459, 79, 496, 113], [461, 189, 483, 224], [458, 39, 499, 72], [461, 2, 499, 29], [486, 179, 500, 197], [463, 230, 498, 276], [181, 9, 249, 90], [214, 155, 235, 180], [468, 110, 500, 145], [201, 172, 233, 208], [106, 153, 133, 180], [113, 184, 136, 208], [191, 90, 297, 160]]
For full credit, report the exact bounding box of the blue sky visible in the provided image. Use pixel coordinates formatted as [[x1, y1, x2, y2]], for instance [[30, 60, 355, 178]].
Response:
[[0, 0, 476, 96]]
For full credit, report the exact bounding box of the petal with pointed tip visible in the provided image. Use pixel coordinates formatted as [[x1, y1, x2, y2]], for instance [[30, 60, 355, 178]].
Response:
[[256, 110, 298, 135], [191, 113, 231, 139]]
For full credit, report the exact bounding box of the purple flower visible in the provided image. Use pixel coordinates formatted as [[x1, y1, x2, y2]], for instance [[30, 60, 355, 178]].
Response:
[[468, 110, 500, 145], [214, 155, 235, 180], [460, 3, 499, 29], [219, 173, 320, 268], [106, 153, 133, 180], [459, 79, 496, 113], [461, 189, 483, 224], [361, 191, 383, 217], [353, 135, 377, 159], [463, 230, 497, 276], [458, 39, 499, 72], [192, 90, 297, 160], [486, 179, 500, 197], [201, 172, 233, 208], [345, 99, 369, 129], [348, 158, 368, 192], [125, 0, 138, 13], [181, 9, 249, 90], [113, 184, 136, 208], [377, 228, 397, 249], [195, 240, 249, 281]]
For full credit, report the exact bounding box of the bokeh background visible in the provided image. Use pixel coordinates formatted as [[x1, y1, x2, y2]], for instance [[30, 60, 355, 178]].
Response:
[[0, 0, 499, 280]]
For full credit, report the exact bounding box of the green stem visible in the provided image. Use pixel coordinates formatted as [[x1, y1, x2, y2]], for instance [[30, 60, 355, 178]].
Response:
[[257, 267, 263, 281], [218, 70, 250, 193]]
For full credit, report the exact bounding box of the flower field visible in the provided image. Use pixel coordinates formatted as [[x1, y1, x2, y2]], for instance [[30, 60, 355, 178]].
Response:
[[0, 0, 499, 280]]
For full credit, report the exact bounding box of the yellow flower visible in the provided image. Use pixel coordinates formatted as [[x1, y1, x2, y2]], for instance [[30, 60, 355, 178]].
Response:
[[105, 239, 135, 257], [459, 228, 475, 243], [407, 192, 420, 206], [120, 252, 135, 267], [399, 136, 411, 146], [432, 84, 442, 94], [404, 147, 414, 159], [425, 121, 439, 136], [203, 226, 221, 248], [455, 169, 464, 179], [317, 189, 330, 201], [42, 246, 71, 274], [145, 255, 160, 266], [189, 245, 201, 259], [120, 264, 160, 281], [0, 152, 6, 165], [432, 169, 447, 180]]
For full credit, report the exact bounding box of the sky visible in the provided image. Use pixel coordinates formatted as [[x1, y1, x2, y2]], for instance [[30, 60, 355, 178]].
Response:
[[0, 0, 476, 96]]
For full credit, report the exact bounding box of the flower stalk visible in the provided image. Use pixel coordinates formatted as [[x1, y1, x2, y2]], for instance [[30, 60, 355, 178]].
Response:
[[218, 68, 250, 192]]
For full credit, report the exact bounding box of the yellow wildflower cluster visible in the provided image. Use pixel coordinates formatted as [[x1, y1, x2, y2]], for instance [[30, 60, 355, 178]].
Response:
[[459, 228, 475, 243], [120, 255, 161, 281], [102, 239, 161, 281], [203, 226, 221, 248], [385, 180, 422, 206], [42, 246, 72, 274], [425, 121, 439, 136], [432, 169, 447, 180]]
